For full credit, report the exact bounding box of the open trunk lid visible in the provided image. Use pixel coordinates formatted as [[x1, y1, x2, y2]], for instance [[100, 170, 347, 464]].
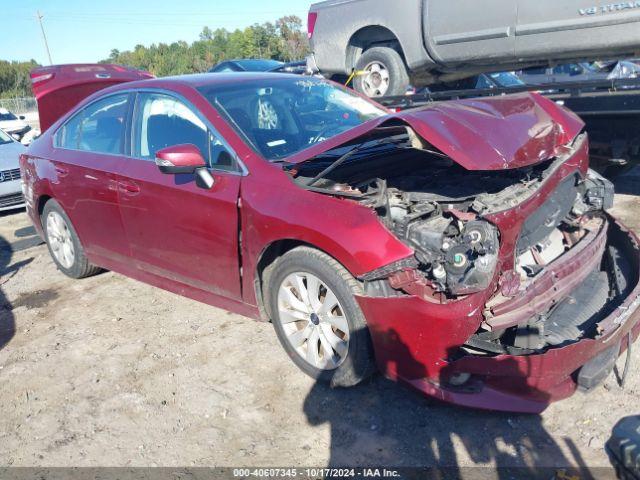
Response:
[[287, 92, 584, 171], [30, 64, 154, 132]]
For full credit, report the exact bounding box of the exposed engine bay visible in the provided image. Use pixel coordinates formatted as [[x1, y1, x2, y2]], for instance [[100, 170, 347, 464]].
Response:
[[290, 130, 635, 352]]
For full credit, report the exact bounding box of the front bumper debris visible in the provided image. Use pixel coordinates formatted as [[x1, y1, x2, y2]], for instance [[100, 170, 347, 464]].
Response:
[[356, 215, 640, 413]]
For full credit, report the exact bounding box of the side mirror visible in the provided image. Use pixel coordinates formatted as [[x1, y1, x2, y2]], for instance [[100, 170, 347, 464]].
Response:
[[19, 115, 26, 120], [155, 144, 206, 174]]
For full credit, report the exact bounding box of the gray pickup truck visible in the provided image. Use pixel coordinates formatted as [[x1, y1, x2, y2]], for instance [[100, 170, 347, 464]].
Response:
[[307, 0, 640, 97]]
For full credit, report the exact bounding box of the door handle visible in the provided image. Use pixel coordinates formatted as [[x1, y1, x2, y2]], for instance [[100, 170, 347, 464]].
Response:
[[117, 180, 140, 195]]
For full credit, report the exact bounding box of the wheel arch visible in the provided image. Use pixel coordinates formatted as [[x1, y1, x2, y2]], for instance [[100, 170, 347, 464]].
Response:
[[35, 194, 53, 231], [346, 25, 406, 72], [37, 194, 53, 216], [253, 239, 357, 322]]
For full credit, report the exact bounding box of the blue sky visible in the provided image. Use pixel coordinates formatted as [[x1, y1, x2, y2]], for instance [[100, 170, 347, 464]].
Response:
[[1, 0, 313, 64]]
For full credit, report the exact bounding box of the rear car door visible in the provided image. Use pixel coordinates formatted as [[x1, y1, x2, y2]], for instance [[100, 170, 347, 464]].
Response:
[[424, 0, 516, 64], [114, 91, 243, 300], [51, 93, 131, 263]]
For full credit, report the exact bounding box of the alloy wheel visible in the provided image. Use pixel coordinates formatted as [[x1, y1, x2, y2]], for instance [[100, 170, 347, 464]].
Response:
[[46, 211, 75, 269]]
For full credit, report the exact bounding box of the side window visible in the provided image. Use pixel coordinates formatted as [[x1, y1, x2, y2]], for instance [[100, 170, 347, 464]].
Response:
[[59, 111, 83, 149], [475, 75, 493, 89], [569, 64, 584, 76], [553, 64, 583, 76], [212, 63, 236, 73], [58, 94, 129, 154], [524, 67, 546, 75], [134, 92, 236, 171]]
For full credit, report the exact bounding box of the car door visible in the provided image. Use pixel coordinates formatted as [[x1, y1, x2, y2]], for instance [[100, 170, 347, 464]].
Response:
[[51, 93, 132, 263], [424, 0, 517, 64], [515, 0, 640, 63], [114, 91, 243, 300]]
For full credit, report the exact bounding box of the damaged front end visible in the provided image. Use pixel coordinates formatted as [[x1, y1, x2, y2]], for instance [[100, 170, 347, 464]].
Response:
[[286, 93, 640, 411], [296, 128, 624, 349]]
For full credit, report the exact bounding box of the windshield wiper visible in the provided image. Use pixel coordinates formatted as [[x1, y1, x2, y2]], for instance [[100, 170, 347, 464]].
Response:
[[305, 135, 406, 188]]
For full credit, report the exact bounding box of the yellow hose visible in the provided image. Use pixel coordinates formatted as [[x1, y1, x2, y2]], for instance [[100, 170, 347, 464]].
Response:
[[345, 70, 368, 86]]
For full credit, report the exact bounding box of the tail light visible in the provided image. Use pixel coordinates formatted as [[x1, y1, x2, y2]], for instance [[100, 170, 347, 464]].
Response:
[[30, 72, 54, 85], [307, 12, 318, 39]]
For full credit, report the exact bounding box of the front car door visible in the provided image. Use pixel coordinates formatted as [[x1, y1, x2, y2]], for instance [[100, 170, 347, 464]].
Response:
[[50, 93, 132, 264], [114, 90, 243, 300], [515, 0, 640, 63]]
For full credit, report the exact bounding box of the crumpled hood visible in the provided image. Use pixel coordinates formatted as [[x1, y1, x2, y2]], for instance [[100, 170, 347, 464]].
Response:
[[288, 92, 584, 171]]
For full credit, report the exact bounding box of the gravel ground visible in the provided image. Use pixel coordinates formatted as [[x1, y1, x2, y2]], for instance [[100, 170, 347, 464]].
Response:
[[0, 172, 639, 477]]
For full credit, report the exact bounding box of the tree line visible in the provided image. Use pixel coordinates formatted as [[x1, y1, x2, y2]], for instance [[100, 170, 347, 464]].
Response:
[[0, 60, 39, 99], [0, 15, 309, 99]]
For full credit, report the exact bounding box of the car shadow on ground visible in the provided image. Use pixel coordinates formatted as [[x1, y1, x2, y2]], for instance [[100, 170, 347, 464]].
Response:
[[0, 235, 19, 351], [611, 166, 640, 196], [0, 213, 43, 352], [303, 327, 596, 478]]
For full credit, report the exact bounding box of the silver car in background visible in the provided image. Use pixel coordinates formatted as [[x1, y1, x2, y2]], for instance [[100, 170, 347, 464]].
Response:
[[0, 128, 26, 211]]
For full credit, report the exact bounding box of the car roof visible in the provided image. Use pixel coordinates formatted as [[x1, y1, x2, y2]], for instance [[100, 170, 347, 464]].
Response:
[[234, 59, 284, 68], [107, 72, 308, 92], [214, 59, 284, 70]]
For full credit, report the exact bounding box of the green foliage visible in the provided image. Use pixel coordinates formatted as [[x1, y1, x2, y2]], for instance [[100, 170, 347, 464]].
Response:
[[103, 15, 309, 77], [0, 60, 40, 98], [0, 15, 308, 98]]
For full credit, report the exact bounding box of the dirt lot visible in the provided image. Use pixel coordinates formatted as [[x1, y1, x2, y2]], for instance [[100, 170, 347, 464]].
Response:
[[1, 173, 639, 475]]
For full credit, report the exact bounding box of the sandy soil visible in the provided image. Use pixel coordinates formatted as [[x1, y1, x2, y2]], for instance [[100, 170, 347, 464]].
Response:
[[0, 173, 639, 476]]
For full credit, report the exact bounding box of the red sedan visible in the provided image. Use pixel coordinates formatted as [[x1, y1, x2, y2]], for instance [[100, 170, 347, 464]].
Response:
[[21, 65, 640, 413]]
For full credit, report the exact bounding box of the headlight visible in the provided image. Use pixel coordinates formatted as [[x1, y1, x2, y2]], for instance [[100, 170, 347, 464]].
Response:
[[407, 218, 500, 296]]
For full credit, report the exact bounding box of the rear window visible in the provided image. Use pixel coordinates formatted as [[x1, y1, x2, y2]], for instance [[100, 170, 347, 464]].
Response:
[[235, 59, 283, 71]]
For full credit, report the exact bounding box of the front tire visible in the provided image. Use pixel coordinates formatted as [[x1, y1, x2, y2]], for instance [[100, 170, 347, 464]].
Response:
[[42, 199, 101, 279], [266, 247, 376, 387], [353, 46, 410, 98]]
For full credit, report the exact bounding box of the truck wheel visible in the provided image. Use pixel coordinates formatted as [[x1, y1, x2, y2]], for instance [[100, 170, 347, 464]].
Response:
[[42, 199, 102, 279], [266, 247, 376, 387], [353, 46, 409, 98]]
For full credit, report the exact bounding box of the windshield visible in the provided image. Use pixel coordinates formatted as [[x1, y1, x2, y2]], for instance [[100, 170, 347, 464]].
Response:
[[198, 77, 387, 161], [0, 129, 13, 145], [488, 72, 524, 87], [0, 111, 18, 121]]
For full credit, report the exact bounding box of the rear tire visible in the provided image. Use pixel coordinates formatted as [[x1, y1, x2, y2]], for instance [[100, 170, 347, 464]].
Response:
[[266, 247, 376, 387], [353, 46, 410, 98], [42, 199, 101, 279]]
